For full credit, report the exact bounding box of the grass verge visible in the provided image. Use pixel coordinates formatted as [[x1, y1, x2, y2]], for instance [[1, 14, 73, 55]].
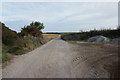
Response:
[[2, 36, 51, 63]]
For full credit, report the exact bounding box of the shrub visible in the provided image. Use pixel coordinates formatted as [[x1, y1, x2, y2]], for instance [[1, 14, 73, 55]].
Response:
[[8, 46, 25, 55], [1, 23, 17, 45], [19, 21, 44, 37], [8, 36, 44, 55]]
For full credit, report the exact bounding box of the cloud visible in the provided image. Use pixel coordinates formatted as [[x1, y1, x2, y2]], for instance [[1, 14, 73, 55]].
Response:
[[2, 2, 118, 32]]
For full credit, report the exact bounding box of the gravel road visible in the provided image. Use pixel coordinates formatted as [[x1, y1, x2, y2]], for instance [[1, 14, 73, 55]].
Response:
[[2, 38, 118, 78]]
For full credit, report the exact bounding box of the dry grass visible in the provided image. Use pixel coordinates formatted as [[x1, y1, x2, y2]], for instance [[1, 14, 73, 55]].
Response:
[[42, 34, 59, 39]]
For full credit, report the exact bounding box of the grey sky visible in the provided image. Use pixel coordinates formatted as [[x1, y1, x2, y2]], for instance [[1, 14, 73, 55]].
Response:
[[1, 2, 118, 32]]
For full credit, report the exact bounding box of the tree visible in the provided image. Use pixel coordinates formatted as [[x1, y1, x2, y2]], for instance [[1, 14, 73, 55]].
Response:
[[19, 21, 45, 37], [117, 26, 120, 30], [30, 21, 44, 30]]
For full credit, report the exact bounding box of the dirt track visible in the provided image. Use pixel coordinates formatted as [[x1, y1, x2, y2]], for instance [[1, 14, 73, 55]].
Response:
[[2, 38, 118, 78]]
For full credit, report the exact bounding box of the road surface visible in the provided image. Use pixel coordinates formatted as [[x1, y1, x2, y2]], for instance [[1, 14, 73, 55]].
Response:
[[3, 38, 118, 78]]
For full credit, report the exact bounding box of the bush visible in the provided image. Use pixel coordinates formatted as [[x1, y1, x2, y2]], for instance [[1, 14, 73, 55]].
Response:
[[19, 21, 44, 37], [8, 36, 44, 55], [1, 23, 17, 45], [8, 46, 26, 55]]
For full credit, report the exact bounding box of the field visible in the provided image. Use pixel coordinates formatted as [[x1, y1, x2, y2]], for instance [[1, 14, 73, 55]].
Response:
[[42, 34, 59, 39]]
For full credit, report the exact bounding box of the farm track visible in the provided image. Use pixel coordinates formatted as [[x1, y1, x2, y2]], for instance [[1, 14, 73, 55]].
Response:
[[2, 38, 118, 78]]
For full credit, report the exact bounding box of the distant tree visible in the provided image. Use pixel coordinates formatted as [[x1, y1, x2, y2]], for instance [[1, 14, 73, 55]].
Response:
[[79, 30, 83, 33], [117, 26, 120, 30], [19, 21, 45, 37]]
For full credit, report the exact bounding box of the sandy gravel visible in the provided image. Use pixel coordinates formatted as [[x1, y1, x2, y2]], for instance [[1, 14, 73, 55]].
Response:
[[2, 38, 118, 78]]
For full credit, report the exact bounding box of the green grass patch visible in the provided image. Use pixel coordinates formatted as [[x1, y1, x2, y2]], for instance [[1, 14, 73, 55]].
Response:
[[2, 53, 11, 63], [2, 44, 11, 63]]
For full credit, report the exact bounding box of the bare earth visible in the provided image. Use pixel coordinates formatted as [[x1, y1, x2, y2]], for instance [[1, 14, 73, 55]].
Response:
[[2, 38, 118, 78]]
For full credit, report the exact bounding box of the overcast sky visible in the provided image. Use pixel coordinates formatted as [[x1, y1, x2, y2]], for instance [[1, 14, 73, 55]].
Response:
[[1, 2, 118, 32]]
